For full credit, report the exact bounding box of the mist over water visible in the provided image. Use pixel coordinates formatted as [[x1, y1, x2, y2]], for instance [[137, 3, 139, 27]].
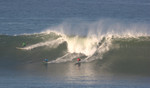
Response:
[[42, 19, 150, 36]]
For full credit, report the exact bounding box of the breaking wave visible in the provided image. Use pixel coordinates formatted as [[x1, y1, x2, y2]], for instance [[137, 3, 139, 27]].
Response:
[[0, 19, 150, 75], [0, 30, 150, 63]]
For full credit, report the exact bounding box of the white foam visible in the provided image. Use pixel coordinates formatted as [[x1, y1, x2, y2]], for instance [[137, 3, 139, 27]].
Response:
[[63, 36, 99, 56], [48, 53, 82, 63], [20, 38, 65, 50], [82, 35, 113, 62]]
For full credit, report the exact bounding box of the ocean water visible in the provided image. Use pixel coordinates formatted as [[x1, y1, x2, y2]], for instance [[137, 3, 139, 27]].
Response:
[[0, 0, 150, 88]]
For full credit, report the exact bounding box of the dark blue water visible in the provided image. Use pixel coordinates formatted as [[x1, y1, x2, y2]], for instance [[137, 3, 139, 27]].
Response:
[[0, 0, 150, 35], [1, 0, 150, 88]]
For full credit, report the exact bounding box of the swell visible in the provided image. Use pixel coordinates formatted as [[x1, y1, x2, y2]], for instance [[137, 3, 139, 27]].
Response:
[[100, 37, 150, 75]]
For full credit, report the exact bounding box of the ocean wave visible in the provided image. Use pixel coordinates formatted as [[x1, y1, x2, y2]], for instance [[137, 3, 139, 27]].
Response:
[[0, 31, 150, 62], [1, 31, 150, 75]]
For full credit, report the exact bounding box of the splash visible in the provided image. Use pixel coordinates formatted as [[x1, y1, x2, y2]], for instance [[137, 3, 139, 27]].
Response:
[[64, 36, 99, 56]]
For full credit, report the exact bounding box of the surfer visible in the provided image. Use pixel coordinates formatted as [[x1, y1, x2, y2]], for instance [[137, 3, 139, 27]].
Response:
[[44, 59, 48, 62], [43, 59, 48, 68], [22, 42, 26, 47], [77, 58, 81, 62], [75, 58, 81, 66]]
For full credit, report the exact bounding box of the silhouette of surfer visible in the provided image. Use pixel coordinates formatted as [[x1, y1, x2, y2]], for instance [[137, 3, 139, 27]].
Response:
[[43, 59, 48, 69], [97, 37, 105, 48]]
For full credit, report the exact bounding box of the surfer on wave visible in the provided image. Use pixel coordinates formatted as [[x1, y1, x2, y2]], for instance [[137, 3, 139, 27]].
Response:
[[22, 42, 26, 47], [75, 58, 81, 66], [43, 58, 48, 63], [77, 58, 81, 62]]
